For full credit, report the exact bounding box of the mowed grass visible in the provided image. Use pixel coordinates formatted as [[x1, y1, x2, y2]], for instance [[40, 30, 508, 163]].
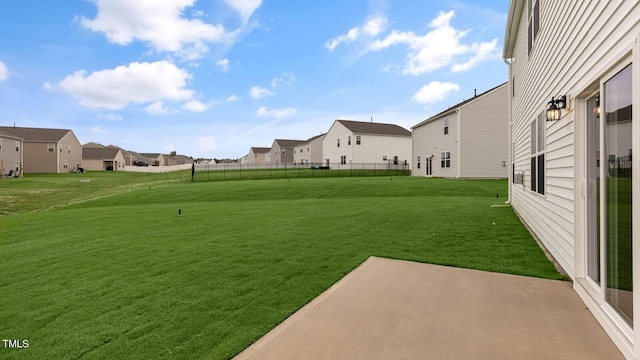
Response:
[[0, 175, 563, 359]]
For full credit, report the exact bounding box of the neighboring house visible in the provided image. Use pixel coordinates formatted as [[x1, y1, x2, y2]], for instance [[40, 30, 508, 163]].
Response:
[[129, 151, 153, 166], [269, 139, 305, 164], [140, 153, 162, 166], [322, 120, 411, 166], [503, 1, 639, 358], [196, 158, 213, 165], [293, 133, 326, 166], [166, 154, 193, 166], [107, 145, 133, 166], [411, 83, 508, 178], [0, 129, 23, 177], [83, 142, 104, 149], [247, 147, 271, 164], [82, 147, 126, 171], [0, 126, 82, 173]]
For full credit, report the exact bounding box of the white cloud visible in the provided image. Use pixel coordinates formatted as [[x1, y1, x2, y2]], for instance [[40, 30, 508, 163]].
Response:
[[91, 125, 107, 134], [182, 100, 209, 112], [369, 11, 497, 75], [79, 0, 232, 60], [223, 0, 262, 24], [270, 72, 297, 87], [411, 81, 459, 105], [42, 81, 53, 91], [249, 86, 274, 99], [216, 58, 230, 72], [0, 60, 7, 81], [59, 61, 194, 110], [451, 39, 498, 72], [226, 95, 240, 102], [196, 136, 217, 152], [326, 16, 388, 51], [145, 101, 171, 115], [256, 106, 297, 119]]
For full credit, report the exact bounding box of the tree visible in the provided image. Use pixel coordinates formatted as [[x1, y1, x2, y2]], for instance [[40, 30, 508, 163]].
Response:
[[169, 151, 177, 156]]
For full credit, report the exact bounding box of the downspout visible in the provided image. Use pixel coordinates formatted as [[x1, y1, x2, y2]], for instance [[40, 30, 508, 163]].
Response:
[[456, 108, 461, 178], [504, 57, 513, 205]]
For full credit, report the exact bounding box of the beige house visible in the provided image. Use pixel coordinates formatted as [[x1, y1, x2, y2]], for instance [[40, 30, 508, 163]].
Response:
[[246, 147, 271, 164], [293, 134, 326, 166], [322, 120, 411, 166], [82, 147, 126, 171], [411, 83, 508, 178], [504, 0, 639, 357], [0, 126, 82, 173], [0, 129, 24, 177], [269, 139, 305, 164]]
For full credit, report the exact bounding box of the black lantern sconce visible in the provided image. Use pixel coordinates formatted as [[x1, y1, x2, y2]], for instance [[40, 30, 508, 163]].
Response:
[[546, 95, 567, 121]]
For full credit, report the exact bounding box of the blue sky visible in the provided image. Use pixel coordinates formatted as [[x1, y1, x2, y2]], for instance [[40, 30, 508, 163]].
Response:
[[0, 0, 508, 159]]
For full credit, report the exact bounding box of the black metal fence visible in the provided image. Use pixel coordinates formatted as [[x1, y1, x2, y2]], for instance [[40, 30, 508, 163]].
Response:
[[193, 162, 410, 182]]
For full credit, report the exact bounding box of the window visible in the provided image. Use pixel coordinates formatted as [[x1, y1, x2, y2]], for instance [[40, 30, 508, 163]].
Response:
[[417, 156, 421, 169], [530, 112, 545, 194], [340, 156, 346, 164], [68, 146, 71, 154], [15, 161, 19, 172], [337, 138, 340, 147], [348, 136, 351, 145], [15, 141, 20, 152], [393, 156, 398, 165], [356, 136, 361, 145], [48, 143, 55, 152], [527, 0, 540, 55], [444, 119, 449, 135], [0, 138, 2, 150], [59, 145, 62, 152], [63, 160, 68, 169], [441, 151, 450, 168]]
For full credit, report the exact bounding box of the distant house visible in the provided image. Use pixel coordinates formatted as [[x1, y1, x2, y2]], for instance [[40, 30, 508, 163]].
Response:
[[82, 147, 126, 171], [293, 134, 326, 166], [195, 158, 213, 165], [411, 83, 508, 178], [0, 129, 23, 177], [269, 139, 306, 164], [140, 153, 162, 166], [0, 126, 82, 173], [165, 154, 193, 166], [322, 120, 411, 166], [106, 145, 133, 166], [247, 147, 271, 164], [503, 0, 639, 358]]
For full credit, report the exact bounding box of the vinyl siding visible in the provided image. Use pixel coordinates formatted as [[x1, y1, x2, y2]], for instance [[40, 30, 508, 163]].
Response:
[[412, 114, 458, 177], [459, 85, 509, 178], [508, 0, 640, 280]]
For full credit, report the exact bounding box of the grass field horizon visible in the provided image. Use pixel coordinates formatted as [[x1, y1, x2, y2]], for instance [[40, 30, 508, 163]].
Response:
[[1, 174, 563, 359]]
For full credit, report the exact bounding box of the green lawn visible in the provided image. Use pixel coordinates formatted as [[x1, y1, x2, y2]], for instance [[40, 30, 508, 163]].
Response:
[[0, 175, 562, 359]]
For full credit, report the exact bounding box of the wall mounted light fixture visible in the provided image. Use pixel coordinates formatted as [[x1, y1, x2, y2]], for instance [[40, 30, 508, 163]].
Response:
[[546, 95, 567, 121]]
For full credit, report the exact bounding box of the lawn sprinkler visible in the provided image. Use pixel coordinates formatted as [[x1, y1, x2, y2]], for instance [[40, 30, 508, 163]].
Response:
[[178, 209, 181, 216]]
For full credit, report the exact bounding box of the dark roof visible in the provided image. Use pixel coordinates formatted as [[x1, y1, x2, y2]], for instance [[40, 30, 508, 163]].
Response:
[[335, 120, 410, 137], [0, 129, 23, 140], [274, 139, 306, 148], [0, 126, 71, 142], [251, 147, 271, 154], [82, 147, 122, 160], [83, 142, 105, 148], [130, 151, 153, 163], [140, 153, 161, 159], [412, 82, 508, 129], [306, 133, 325, 142]]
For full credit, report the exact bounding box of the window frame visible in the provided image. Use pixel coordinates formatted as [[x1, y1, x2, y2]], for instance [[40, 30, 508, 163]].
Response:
[[356, 135, 361, 145], [440, 151, 451, 168], [444, 119, 449, 135], [340, 155, 346, 165], [47, 143, 55, 152], [15, 141, 20, 152], [530, 112, 546, 195]]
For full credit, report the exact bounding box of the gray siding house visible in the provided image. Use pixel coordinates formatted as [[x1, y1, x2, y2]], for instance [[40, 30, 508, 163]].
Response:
[[411, 83, 508, 178]]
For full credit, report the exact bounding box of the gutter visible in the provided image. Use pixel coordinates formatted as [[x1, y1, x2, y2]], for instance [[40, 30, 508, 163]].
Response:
[[504, 57, 513, 205]]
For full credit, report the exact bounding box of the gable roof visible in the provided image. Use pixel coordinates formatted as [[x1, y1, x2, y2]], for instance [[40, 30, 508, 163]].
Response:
[[82, 147, 122, 160], [250, 147, 271, 154], [412, 82, 508, 129], [335, 120, 411, 137], [83, 142, 105, 148], [0, 126, 71, 142], [274, 139, 306, 148], [0, 129, 23, 140]]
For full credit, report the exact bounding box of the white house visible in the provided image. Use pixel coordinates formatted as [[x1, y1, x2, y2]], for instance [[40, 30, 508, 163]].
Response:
[[293, 134, 325, 166], [503, 0, 639, 358], [412, 83, 508, 178], [322, 120, 411, 166], [246, 147, 271, 164]]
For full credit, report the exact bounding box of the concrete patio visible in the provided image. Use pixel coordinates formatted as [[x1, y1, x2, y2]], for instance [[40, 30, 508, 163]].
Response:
[[234, 256, 623, 360]]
